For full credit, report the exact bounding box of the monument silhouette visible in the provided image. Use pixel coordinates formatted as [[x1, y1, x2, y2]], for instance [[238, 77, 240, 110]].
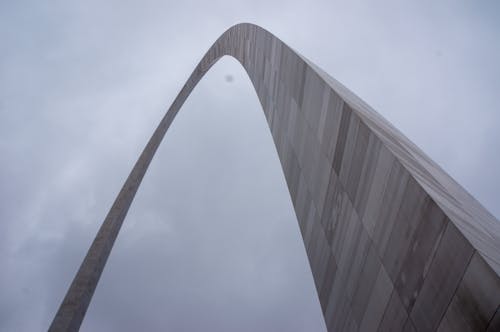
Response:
[[49, 23, 500, 332]]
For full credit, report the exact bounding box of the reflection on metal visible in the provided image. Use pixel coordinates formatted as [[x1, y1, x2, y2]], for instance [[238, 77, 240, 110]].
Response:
[[49, 23, 500, 332]]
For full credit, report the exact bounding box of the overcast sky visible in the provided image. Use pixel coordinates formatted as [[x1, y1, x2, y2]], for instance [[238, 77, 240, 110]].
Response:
[[1, 1, 499, 331]]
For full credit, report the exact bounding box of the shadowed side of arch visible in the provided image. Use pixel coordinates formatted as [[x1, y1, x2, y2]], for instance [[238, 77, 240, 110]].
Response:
[[49, 23, 500, 332]]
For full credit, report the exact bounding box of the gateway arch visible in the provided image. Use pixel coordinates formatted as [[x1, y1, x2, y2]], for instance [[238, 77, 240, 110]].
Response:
[[49, 23, 500, 331]]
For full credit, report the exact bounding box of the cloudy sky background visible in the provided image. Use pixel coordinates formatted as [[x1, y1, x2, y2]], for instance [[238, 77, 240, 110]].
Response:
[[1, 1, 499, 331]]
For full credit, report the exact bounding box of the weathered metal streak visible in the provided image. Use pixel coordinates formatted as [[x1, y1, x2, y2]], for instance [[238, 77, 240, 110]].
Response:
[[49, 23, 500, 332]]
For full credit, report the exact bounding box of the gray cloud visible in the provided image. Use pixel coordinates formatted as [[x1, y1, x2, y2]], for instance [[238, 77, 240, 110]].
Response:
[[1, 1, 499, 331]]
